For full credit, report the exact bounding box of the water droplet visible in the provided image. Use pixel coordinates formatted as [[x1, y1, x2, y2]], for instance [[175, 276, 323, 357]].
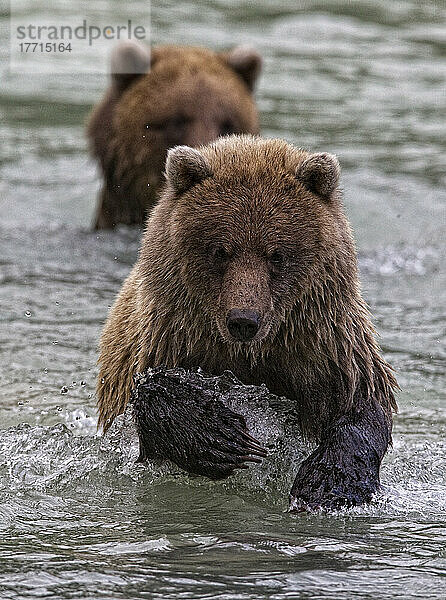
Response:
[[25, 310, 31, 317], [56, 405, 63, 411], [71, 381, 77, 386], [101, 378, 105, 384], [55, 301, 59, 306], [80, 380, 86, 386], [52, 340, 58, 345], [60, 386, 68, 394]]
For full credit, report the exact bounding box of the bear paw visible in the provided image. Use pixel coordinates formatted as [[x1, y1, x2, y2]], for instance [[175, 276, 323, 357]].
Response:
[[289, 443, 380, 512], [133, 370, 267, 480]]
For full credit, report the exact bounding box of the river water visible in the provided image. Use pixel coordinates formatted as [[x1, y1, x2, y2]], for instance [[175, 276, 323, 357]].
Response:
[[1, 1, 445, 598]]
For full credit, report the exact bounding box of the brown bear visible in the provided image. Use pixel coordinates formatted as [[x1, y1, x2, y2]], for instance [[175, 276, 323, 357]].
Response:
[[87, 42, 261, 229], [96, 135, 398, 511]]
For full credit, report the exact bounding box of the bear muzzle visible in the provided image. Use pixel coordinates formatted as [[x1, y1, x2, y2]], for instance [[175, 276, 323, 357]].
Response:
[[226, 308, 262, 342]]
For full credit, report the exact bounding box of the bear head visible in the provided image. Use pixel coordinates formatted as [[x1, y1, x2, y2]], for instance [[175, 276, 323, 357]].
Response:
[[88, 43, 262, 228], [143, 135, 354, 355]]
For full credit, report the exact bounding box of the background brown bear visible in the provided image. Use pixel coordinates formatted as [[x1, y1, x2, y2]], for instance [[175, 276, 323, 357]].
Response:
[[96, 135, 398, 510], [87, 42, 261, 229]]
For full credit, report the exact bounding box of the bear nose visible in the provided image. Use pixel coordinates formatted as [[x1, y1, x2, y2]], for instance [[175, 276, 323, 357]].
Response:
[[226, 309, 261, 342]]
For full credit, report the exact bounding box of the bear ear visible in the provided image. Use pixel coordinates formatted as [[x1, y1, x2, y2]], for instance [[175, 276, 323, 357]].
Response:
[[110, 41, 151, 93], [165, 146, 212, 194], [222, 46, 262, 91], [296, 153, 341, 199]]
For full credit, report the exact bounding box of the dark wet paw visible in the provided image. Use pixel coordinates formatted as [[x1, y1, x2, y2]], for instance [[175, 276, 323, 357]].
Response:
[[288, 446, 380, 512], [132, 369, 267, 479], [289, 480, 378, 513]]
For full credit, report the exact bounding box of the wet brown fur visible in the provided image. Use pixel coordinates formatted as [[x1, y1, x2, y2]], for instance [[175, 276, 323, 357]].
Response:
[[87, 45, 261, 229], [97, 135, 398, 437]]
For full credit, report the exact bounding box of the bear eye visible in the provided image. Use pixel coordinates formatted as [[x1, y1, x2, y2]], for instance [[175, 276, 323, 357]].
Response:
[[220, 119, 236, 136], [170, 115, 190, 130], [144, 116, 191, 133], [269, 251, 285, 268], [211, 245, 229, 262]]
